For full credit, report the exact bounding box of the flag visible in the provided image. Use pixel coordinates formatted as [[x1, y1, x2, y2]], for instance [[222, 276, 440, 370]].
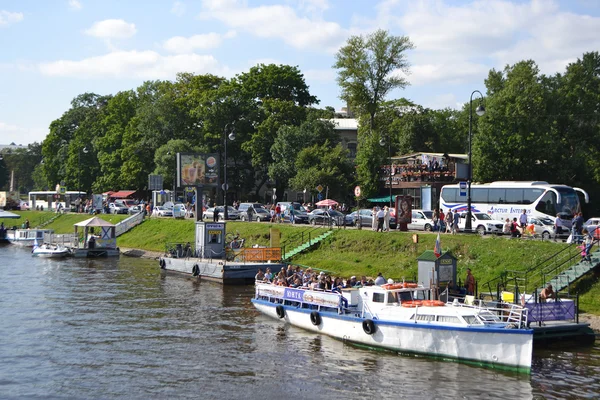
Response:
[[434, 232, 441, 258]]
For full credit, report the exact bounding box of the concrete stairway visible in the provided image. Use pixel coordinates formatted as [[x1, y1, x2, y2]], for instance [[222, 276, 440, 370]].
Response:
[[282, 230, 333, 261]]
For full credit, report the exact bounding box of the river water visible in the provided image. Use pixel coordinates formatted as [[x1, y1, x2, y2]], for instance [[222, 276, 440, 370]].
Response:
[[1, 244, 599, 400]]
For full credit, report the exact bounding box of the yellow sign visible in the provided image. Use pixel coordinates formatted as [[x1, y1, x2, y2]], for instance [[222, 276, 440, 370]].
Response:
[[208, 230, 222, 235]]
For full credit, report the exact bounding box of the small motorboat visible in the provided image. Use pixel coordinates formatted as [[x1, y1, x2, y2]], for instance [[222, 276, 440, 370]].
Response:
[[32, 243, 71, 258]]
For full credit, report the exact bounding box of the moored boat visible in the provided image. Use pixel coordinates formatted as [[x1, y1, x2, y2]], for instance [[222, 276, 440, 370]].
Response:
[[32, 243, 71, 258], [252, 282, 533, 373], [7, 229, 54, 247]]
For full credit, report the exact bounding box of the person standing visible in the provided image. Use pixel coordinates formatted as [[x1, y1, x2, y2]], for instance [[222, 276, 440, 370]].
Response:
[[374, 272, 386, 286], [432, 209, 439, 232], [465, 268, 476, 296], [445, 210, 453, 234], [371, 207, 378, 231], [453, 210, 460, 235], [519, 209, 528, 230], [439, 209, 445, 232], [376, 207, 385, 232], [383, 206, 391, 232]]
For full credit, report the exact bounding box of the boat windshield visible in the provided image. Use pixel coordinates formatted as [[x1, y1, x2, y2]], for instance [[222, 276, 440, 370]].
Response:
[[463, 315, 483, 325]]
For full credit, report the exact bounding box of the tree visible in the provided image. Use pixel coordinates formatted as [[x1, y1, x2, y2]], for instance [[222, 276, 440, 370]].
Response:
[[334, 29, 414, 130]]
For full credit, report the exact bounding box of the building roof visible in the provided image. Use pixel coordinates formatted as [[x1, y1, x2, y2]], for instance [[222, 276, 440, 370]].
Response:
[[391, 152, 468, 162], [331, 118, 358, 130], [107, 190, 137, 198]]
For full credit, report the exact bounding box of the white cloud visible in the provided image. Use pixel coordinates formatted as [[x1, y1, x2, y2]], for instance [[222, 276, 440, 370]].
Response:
[[68, 0, 82, 11], [0, 10, 24, 27], [85, 19, 137, 39], [162, 31, 236, 54], [303, 68, 336, 82], [38, 51, 222, 80], [198, 0, 348, 52], [171, 1, 186, 17]]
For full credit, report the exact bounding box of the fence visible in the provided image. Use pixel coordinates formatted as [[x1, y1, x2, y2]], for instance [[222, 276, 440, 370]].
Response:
[[115, 212, 145, 237]]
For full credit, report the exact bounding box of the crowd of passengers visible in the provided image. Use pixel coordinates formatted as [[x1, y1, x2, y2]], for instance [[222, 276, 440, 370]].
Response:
[[255, 266, 389, 291]]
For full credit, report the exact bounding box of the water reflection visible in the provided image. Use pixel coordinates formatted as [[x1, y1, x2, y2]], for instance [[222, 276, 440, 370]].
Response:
[[0, 244, 599, 399]]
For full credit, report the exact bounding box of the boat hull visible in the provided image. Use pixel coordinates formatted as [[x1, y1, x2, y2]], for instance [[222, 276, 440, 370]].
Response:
[[252, 299, 533, 373], [32, 249, 70, 258]]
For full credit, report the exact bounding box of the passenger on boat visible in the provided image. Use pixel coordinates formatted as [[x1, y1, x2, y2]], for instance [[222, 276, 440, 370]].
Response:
[[374, 272, 386, 286], [358, 276, 370, 287], [264, 267, 273, 282], [255, 268, 265, 281], [345, 276, 358, 288], [539, 284, 555, 302], [290, 276, 303, 288], [331, 277, 343, 292]]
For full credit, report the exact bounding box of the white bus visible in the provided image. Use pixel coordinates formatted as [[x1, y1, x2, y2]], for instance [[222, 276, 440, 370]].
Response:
[[439, 181, 589, 229], [28, 191, 86, 211]]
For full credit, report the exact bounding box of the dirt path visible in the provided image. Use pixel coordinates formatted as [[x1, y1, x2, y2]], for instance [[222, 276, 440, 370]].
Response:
[[120, 247, 163, 259], [579, 314, 600, 333]]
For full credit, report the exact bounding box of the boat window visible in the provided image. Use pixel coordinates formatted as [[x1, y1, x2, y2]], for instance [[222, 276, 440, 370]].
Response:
[[437, 315, 461, 324], [415, 314, 436, 321], [372, 293, 385, 303], [399, 292, 413, 301], [463, 315, 483, 325], [387, 293, 399, 304]]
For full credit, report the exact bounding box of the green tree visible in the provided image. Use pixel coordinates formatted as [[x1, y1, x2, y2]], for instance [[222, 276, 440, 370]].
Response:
[[334, 29, 414, 130]]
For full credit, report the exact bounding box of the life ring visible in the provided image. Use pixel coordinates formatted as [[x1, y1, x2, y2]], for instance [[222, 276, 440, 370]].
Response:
[[382, 283, 404, 290], [276, 305, 285, 319], [159, 258, 166, 269], [422, 300, 445, 307], [191, 264, 200, 277], [403, 282, 418, 288], [310, 311, 321, 326], [362, 319, 376, 335], [401, 300, 423, 308]]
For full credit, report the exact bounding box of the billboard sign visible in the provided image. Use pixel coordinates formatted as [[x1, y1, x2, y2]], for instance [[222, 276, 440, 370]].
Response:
[[176, 153, 219, 188]]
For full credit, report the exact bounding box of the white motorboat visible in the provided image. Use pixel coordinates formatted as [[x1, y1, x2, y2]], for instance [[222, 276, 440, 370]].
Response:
[[7, 229, 54, 247], [252, 282, 533, 373], [32, 243, 71, 258]]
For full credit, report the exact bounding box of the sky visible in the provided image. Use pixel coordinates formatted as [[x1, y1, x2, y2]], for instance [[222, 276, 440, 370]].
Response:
[[1, 0, 600, 146]]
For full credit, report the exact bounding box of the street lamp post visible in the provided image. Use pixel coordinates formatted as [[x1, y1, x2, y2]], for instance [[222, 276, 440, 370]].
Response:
[[465, 90, 486, 232], [78, 146, 88, 212], [222, 124, 236, 220], [380, 137, 393, 208]]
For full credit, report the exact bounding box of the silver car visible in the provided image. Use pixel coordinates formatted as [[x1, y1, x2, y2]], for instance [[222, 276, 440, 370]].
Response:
[[203, 206, 240, 221], [407, 209, 435, 231]]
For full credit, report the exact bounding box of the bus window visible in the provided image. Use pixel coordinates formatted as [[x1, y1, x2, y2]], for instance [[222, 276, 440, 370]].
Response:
[[488, 188, 505, 203], [535, 191, 557, 217], [441, 188, 457, 202], [505, 189, 524, 204], [472, 188, 488, 203], [523, 189, 544, 205]]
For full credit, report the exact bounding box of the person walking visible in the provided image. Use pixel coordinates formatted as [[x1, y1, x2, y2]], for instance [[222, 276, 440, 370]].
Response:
[[445, 210, 453, 234], [519, 209, 528, 230], [432, 209, 439, 232], [383, 206, 391, 232], [453, 210, 460, 235]]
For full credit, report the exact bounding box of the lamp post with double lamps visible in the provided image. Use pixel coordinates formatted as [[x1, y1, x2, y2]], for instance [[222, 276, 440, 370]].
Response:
[[465, 90, 486, 232], [78, 146, 88, 212], [379, 136, 393, 208], [222, 123, 236, 220]]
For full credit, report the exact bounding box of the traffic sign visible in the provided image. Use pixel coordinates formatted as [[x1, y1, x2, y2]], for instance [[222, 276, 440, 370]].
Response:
[[272, 194, 277, 200], [317, 193, 323, 200], [354, 186, 361, 197], [316, 185, 323, 193], [222, 183, 229, 191], [459, 181, 467, 197]]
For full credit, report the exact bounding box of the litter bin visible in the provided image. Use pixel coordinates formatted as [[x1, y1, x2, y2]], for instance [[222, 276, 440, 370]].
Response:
[[176, 243, 183, 258]]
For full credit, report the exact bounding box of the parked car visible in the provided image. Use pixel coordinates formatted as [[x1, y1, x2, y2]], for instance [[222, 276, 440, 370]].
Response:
[[407, 210, 435, 231], [277, 201, 310, 224], [153, 206, 173, 217], [109, 202, 129, 214], [527, 216, 556, 239], [127, 205, 144, 215], [308, 209, 345, 226], [345, 208, 397, 229], [239, 205, 271, 222], [583, 217, 600, 234], [238, 203, 265, 214], [203, 206, 240, 221], [458, 212, 505, 235]]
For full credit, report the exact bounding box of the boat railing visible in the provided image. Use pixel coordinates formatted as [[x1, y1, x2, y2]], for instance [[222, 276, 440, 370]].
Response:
[[44, 232, 78, 248], [452, 300, 529, 328]]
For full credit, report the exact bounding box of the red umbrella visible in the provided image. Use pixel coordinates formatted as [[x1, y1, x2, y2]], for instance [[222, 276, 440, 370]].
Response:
[[316, 199, 339, 207]]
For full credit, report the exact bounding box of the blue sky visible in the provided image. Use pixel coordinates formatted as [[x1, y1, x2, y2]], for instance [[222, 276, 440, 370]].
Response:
[[1, 0, 599, 146]]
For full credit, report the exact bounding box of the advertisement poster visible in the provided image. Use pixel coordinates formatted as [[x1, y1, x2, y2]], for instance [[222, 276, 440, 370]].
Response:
[[177, 153, 219, 187]]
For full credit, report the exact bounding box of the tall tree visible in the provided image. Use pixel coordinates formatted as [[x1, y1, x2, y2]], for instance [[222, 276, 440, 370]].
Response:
[[334, 29, 414, 130]]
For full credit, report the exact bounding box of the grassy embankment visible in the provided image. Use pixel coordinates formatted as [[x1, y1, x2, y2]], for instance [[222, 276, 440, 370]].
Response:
[[11, 211, 600, 314]]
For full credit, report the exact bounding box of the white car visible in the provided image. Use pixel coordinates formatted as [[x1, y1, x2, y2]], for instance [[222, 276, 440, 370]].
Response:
[[458, 212, 505, 235], [583, 217, 600, 235], [407, 209, 435, 231], [153, 206, 173, 217], [108, 202, 128, 214]]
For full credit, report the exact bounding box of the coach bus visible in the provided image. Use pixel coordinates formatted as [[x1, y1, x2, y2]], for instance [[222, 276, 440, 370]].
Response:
[[28, 191, 85, 211], [439, 181, 589, 229]]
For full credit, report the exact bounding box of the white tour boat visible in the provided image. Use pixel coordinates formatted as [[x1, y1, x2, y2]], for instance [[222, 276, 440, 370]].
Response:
[[7, 229, 54, 247], [252, 282, 533, 373], [32, 243, 71, 258]]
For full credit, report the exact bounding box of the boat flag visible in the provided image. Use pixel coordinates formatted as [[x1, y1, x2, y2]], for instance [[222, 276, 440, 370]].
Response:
[[434, 232, 441, 258]]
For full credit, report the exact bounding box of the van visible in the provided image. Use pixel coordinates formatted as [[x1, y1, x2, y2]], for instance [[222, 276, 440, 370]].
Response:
[[276, 202, 309, 224]]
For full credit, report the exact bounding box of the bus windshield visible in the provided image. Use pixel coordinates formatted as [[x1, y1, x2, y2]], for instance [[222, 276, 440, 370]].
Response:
[[534, 187, 580, 219]]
